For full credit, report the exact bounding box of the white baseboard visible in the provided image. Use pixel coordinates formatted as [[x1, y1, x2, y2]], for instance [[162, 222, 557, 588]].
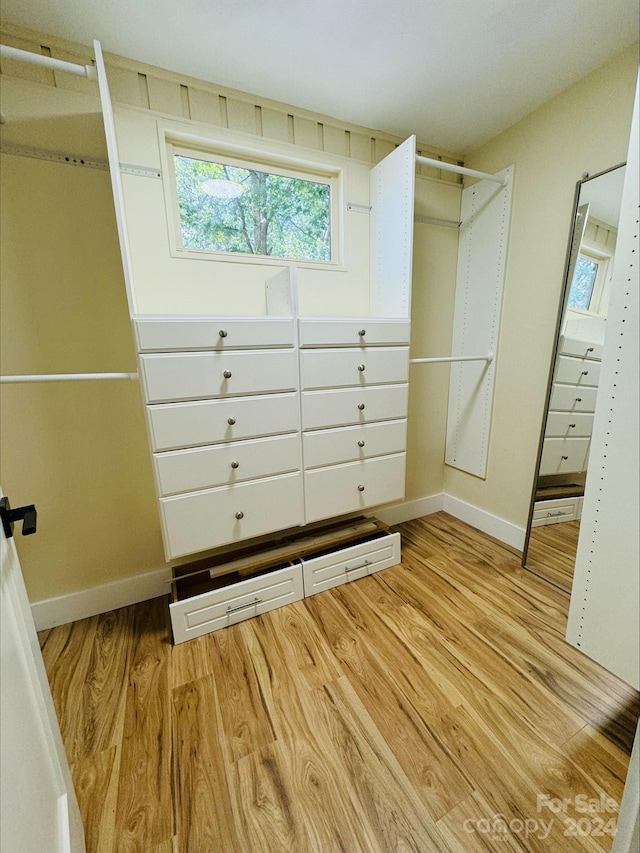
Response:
[[31, 491, 524, 630], [31, 565, 171, 631], [442, 493, 526, 551]]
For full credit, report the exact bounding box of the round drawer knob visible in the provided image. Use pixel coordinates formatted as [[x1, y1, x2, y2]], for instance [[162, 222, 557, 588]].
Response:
[[231, 461, 239, 469], [227, 417, 236, 425], [587, 347, 594, 352], [357, 403, 365, 411], [235, 511, 244, 520], [357, 364, 366, 372], [357, 484, 365, 492], [561, 455, 569, 461], [223, 370, 232, 379], [219, 329, 228, 338], [569, 423, 576, 428], [581, 370, 589, 376], [358, 329, 366, 337], [575, 397, 582, 403], [358, 440, 365, 447]]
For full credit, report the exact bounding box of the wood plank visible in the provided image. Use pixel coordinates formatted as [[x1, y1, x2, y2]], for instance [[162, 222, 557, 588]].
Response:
[[526, 521, 580, 591], [71, 746, 121, 853]]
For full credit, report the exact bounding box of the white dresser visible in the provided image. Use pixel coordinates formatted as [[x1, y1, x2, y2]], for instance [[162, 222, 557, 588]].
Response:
[[539, 335, 603, 477]]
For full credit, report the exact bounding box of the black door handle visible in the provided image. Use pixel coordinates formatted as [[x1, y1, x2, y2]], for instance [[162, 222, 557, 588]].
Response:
[[0, 497, 37, 538]]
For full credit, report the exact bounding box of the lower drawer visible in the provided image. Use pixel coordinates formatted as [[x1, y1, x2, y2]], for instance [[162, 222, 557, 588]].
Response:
[[544, 411, 594, 438], [302, 532, 401, 597], [539, 437, 590, 476], [303, 419, 407, 468], [160, 472, 304, 559], [170, 563, 304, 643], [302, 384, 409, 430], [532, 497, 582, 527], [304, 453, 406, 523], [549, 384, 597, 413]]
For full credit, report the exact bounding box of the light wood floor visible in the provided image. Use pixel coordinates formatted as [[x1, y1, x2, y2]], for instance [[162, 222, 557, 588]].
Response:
[[39, 513, 639, 853], [525, 520, 581, 592]]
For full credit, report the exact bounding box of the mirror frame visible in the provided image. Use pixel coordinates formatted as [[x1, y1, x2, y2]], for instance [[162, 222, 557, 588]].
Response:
[[521, 162, 626, 583]]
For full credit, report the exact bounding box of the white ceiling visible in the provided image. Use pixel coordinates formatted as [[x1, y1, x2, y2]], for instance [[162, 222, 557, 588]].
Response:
[[2, 0, 638, 154]]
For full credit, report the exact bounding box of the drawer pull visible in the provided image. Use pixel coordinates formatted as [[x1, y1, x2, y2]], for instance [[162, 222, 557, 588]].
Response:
[[586, 347, 594, 353], [357, 403, 366, 410], [230, 461, 239, 469], [226, 597, 261, 615], [575, 397, 582, 403], [357, 484, 365, 492], [358, 329, 366, 337], [346, 559, 372, 573], [219, 329, 228, 338], [357, 440, 365, 447], [223, 370, 232, 379], [581, 370, 589, 376], [561, 455, 569, 460], [357, 364, 366, 372], [569, 423, 576, 428], [227, 417, 236, 425], [235, 511, 244, 519], [547, 511, 568, 517]]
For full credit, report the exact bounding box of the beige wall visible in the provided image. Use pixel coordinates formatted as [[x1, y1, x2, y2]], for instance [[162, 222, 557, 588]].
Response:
[[445, 44, 638, 528]]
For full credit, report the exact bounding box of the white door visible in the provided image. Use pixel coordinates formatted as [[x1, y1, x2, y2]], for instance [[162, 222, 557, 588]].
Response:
[[0, 489, 85, 853]]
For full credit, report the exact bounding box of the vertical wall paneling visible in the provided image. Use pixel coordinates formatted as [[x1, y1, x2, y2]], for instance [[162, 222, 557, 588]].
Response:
[[566, 78, 639, 691], [444, 166, 514, 477], [369, 135, 416, 319]]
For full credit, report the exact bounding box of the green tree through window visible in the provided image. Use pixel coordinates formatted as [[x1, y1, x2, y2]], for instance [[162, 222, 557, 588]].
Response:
[[174, 155, 332, 261]]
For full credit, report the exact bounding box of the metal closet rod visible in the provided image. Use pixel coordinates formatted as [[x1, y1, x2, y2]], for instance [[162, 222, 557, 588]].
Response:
[[416, 154, 506, 186], [410, 353, 494, 365], [0, 44, 97, 79], [0, 373, 139, 384]]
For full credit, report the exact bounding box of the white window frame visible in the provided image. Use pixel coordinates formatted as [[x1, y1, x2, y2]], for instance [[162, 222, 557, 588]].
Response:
[[161, 131, 344, 270], [570, 241, 613, 317]]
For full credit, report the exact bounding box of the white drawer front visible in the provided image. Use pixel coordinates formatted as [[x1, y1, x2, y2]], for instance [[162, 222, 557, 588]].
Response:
[[539, 438, 590, 476], [555, 355, 601, 387], [303, 420, 407, 469], [134, 318, 295, 352], [140, 349, 298, 403], [300, 347, 409, 390], [170, 564, 304, 643], [549, 384, 598, 413], [559, 336, 602, 361], [304, 453, 406, 523], [146, 393, 300, 452], [532, 498, 581, 527], [298, 319, 411, 348], [154, 434, 301, 496], [302, 385, 409, 430], [545, 411, 594, 438], [160, 472, 304, 559], [302, 532, 401, 597]]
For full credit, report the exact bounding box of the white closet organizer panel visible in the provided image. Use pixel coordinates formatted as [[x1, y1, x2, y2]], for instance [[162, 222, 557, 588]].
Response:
[[134, 318, 295, 352], [539, 437, 590, 476], [300, 347, 409, 390], [554, 355, 601, 387], [170, 564, 304, 643], [302, 532, 401, 597], [298, 319, 411, 348], [304, 453, 406, 522], [301, 384, 409, 431], [302, 419, 407, 469], [154, 433, 301, 496], [160, 471, 304, 559], [140, 349, 298, 403], [559, 336, 603, 360], [146, 392, 300, 452], [545, 411, 595, 438], [549, 384, 598, 413]]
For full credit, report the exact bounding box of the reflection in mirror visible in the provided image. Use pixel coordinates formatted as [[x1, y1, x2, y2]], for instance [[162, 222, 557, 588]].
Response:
[[522, 163, 626, 591]]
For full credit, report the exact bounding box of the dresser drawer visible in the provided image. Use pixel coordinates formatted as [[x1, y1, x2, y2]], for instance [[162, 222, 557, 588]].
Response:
[[539, 438, 590, 476], [170, 563, 304, 643], [304, 453, 406, 523], [140, 349, 298, 403], [549, 384, 598, 413], [532, 497, 581, 527], [303, 419, 407, 469], [554, 355, 601, 387], [544, 411, 594, 438], [302, 532, 401, 597], [134, 317, 295, 352], [154, 434, 301, 496], [160, 472, 304, 559], [146, 393, 299, 452], [300, 347, 409, 390], [302, 385, 409, 430], [298, 319, 411, 348], [559, 336, 602, 361]]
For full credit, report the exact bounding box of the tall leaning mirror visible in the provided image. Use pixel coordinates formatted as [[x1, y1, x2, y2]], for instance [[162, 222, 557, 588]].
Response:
[[522, 163, 626, 591]]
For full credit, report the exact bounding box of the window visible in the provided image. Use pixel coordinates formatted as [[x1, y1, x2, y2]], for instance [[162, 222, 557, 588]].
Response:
[[170, 146, 337, 264], [567, 249, 611, 315]]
